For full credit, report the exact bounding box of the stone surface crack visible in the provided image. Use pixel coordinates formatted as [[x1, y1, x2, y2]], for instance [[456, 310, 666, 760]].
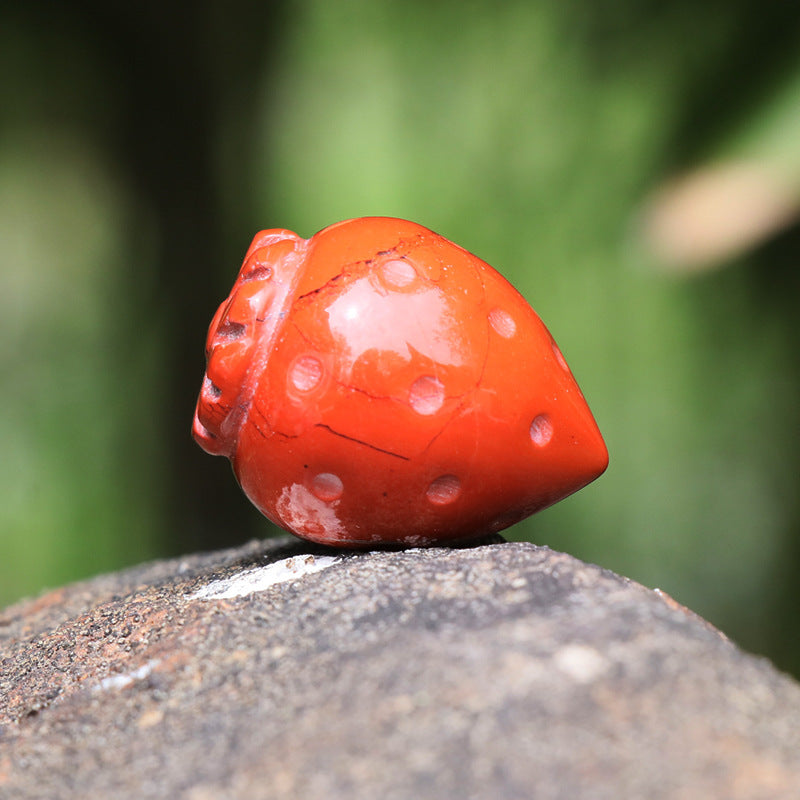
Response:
[[314, 423, 410, 461], [295, 267, 353, 303]]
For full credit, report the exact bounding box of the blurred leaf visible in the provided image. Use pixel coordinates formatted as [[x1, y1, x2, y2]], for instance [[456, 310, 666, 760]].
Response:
[[639, 52, 800, 270]]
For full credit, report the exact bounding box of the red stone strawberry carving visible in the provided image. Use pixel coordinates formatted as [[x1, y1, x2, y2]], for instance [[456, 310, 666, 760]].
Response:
[[193, 217, 608, 546]]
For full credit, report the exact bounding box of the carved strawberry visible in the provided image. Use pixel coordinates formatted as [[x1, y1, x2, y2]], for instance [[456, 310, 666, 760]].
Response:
[[193, 217, 608, 546]]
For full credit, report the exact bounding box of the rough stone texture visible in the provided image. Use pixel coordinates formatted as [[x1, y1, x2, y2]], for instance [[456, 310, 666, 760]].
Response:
[[2, 537, 800, 800]]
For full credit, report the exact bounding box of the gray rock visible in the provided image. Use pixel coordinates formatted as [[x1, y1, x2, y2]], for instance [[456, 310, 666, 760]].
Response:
[[2, 537, 800, 799]]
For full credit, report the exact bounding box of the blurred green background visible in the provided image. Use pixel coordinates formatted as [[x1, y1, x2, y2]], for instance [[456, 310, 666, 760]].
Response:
[[2, 1, 799, 676]]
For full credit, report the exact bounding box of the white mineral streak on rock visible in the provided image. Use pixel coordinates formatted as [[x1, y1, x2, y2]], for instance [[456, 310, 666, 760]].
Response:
[[94, 659, 161, 693], [189, 555, 340, 601], [552, 644, 609, 684]]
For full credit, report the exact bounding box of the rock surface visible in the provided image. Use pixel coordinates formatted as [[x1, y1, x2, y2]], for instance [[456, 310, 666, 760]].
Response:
[[2, 537, 800, 800]]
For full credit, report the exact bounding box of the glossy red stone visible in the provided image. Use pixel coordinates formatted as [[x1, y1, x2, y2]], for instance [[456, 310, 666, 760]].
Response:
[[193, 217, 608, 547]]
